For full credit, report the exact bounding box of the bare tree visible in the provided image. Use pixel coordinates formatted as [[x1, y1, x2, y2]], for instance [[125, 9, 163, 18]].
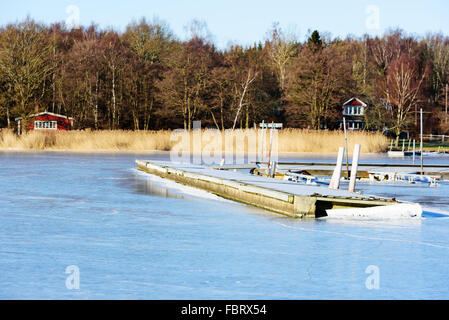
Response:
[[385, 54, 427, 144], [265, 23, 298, 92], [0, 19, 53, 131], [157, 38, 215, 129], [232, 69, 257, 130], [427, 34, 449, 104], [285, 39, 351, 129]]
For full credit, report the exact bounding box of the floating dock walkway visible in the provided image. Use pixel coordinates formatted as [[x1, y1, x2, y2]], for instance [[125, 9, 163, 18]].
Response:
[[251, 162, 449, 180], [136, 160, 421, 219]]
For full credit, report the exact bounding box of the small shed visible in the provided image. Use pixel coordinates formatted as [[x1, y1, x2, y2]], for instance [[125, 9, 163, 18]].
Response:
[[15, 111, 74, 135]]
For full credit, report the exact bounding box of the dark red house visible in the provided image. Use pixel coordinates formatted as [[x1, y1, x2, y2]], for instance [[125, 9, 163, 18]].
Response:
[[15, 111, 74, 135]]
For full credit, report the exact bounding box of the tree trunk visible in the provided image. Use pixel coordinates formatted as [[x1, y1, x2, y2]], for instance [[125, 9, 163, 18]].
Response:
[[144, 98, 153, 131], [111, 66, 116, 129], [232, 70, 256, 130], [94, 72, 99, 130], [6, 106, 10, 129]]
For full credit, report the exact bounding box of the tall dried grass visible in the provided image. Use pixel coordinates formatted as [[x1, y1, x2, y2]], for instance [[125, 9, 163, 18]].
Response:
[[0, 128, 388, 154], [278, 128, 388, 154]]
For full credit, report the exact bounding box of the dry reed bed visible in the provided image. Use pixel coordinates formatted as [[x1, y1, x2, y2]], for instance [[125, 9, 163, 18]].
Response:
[[0, 128, 388, 154]]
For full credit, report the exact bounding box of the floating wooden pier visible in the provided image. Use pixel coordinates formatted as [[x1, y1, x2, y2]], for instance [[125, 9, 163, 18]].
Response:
[[253, 161, 449, 180], [136, 160, 420, 219], [387, 150, 422, 157]]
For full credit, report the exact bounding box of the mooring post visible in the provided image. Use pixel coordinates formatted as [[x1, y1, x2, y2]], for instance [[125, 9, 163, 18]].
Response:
[[412, 140, 416, 164], [329, 147, 344, 190], [267, 122, 274, 175], [270, 161, 277, 178], [193, 120, 202, 165], [420, 108, 423, 175], [348, 144, 361, 193]]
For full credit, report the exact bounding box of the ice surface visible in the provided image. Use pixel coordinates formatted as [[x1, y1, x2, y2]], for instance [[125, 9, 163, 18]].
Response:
[[1, 151, 449, 299]]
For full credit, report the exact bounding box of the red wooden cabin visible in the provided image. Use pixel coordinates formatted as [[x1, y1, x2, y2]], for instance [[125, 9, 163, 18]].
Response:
[[15, 112, 74, 135]]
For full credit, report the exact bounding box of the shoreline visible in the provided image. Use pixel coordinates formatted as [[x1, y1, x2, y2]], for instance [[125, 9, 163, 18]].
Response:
[[0, 128, 390, 154], [0, 148, 387, 158]]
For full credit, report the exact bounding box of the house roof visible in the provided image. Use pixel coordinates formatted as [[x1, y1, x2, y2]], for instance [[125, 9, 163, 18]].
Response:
[[15, 111, 74, 121], [342, 97, 367, 107], [381, 98, 398, 106]]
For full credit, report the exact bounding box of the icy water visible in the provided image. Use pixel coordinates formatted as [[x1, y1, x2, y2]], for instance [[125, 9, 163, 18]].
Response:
[[1, 151, 449, 299]]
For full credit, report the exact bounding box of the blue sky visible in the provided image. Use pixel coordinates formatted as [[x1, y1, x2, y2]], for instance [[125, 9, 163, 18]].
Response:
[[1, 0, 449, 48]]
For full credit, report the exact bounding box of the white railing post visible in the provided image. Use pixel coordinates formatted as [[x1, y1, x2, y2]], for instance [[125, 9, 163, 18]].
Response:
[[348, 144, 361, 193], [329, 147, 344, 190]]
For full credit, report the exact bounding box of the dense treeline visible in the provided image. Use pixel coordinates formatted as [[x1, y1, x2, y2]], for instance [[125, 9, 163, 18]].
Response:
[[0, 17, 448, 136]]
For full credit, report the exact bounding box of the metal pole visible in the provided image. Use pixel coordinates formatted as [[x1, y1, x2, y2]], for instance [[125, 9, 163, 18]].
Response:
[[420, 108, 423, 175], [343, 117, 350, 179], [412, 140, 416, 164], [445, 83, 447, 123]]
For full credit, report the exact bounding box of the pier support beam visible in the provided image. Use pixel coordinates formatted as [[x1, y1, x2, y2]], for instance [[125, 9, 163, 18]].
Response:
[[329, 147, 344, 190], [348, 144, 361, 192], [293, 196, 317, 218]]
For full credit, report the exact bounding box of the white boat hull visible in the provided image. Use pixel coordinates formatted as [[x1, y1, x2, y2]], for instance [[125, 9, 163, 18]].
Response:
[[326, 203, 422, 219]]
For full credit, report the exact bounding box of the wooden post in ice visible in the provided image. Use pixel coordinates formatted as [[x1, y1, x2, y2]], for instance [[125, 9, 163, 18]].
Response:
[[420, 108, 423, 175], [348, 144, 361, 193], [267, 122, 274, 175], [259, 120, 265, 162], [270, 161, 277, 178], [329, 147, 344, 190]]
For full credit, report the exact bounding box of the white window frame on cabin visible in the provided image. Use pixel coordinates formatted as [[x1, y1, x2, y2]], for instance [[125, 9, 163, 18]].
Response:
[[356, 106, 364, 115], [343, 105, 365, 116], [347, 120, 364, 130], [34, 121, 57, 130], [344, 106, 355, 115]]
